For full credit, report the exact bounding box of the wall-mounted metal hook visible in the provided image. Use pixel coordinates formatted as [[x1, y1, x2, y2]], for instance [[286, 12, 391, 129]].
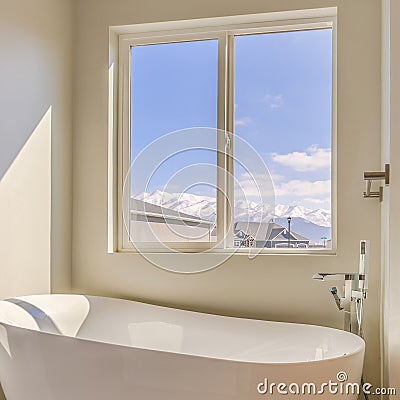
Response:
[[363, 164, 390, 202]]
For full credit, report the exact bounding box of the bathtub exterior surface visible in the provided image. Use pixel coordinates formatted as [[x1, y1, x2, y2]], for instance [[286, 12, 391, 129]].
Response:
[[0, 295, 365, 399]]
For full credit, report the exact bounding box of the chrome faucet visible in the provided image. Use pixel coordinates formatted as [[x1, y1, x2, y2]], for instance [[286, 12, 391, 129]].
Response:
[[312, 240, 370, 335]]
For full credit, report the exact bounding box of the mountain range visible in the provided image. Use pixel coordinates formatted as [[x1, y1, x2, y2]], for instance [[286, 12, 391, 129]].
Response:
[[134, 190, 331, 243]]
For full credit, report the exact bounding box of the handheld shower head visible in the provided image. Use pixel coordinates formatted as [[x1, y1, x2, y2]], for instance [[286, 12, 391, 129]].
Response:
[[359, 240, 370, 291]]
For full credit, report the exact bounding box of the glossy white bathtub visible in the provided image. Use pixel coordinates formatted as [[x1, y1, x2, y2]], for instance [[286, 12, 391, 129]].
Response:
[[0, 295, 364, 399]]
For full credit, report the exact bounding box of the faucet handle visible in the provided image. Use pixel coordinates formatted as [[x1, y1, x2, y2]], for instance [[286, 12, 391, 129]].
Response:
[[329, 287, 344, 310]]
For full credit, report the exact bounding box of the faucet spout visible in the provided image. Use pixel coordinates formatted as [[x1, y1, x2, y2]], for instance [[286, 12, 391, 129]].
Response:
[[312, 272, 357, 281]]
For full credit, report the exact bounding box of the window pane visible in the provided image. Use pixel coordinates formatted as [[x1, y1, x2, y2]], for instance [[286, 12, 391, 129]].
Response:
[[234, 29, 332, 249], [129, 40, 218, 244]]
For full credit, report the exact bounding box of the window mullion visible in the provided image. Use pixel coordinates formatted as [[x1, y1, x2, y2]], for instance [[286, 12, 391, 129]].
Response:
[[216, 32, 234, 249], [225, 33, 235, 248], [216, 32, 229, 248]]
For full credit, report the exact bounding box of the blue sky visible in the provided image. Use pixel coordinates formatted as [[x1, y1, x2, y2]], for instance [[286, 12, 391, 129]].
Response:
[[130, 29, 332, 212]]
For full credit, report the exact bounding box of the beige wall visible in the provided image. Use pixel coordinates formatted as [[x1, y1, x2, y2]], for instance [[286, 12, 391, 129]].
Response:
[[388, 1, 400, 393], [72, 0, 382, 390], [0, 0, 73, 296], [382, 0, 400, 397]]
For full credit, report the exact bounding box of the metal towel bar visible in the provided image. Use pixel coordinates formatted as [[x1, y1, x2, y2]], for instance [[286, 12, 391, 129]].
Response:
[[363, 164, 390, 201]]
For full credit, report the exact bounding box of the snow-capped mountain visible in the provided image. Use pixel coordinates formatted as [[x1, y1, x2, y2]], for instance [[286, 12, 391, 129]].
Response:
[[134, 190, 331, 228], [274, 204, 331, 227], [136, 190, 217, 221]]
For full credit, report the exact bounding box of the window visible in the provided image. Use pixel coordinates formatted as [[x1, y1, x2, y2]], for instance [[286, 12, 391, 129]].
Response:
[[129, 40, 219, 246], [234, 29, 333, 250], [116, 11, 336, 253]]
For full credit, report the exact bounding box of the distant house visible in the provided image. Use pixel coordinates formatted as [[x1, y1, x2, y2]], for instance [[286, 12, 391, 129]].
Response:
[[234, 221, 310, 248], [234, 229, 255, 247]]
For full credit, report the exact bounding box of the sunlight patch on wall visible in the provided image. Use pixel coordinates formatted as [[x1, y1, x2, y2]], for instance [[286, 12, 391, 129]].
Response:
[[0, 107, 52, 298]]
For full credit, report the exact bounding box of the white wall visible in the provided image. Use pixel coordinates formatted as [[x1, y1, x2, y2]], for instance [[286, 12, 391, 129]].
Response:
[[0, 1, 73, 297], [72, 0, 382, 390], [0, 1, 73, 397]]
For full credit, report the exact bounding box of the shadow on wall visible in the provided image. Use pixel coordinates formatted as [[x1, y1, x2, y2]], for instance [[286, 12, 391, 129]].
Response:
[[0, 7, 57, 182], [0, 107, 52, 182]]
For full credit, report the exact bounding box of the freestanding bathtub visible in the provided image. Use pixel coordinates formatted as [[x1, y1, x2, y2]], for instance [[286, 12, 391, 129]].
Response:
[[0, 295, 364, 400]]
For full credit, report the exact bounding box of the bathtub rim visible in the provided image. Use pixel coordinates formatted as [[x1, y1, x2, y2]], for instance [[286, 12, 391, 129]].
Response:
[[0, 293, 366, 366]]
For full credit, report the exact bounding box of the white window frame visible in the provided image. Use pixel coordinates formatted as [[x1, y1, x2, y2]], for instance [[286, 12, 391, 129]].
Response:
[[110, 8, 337, 254]]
